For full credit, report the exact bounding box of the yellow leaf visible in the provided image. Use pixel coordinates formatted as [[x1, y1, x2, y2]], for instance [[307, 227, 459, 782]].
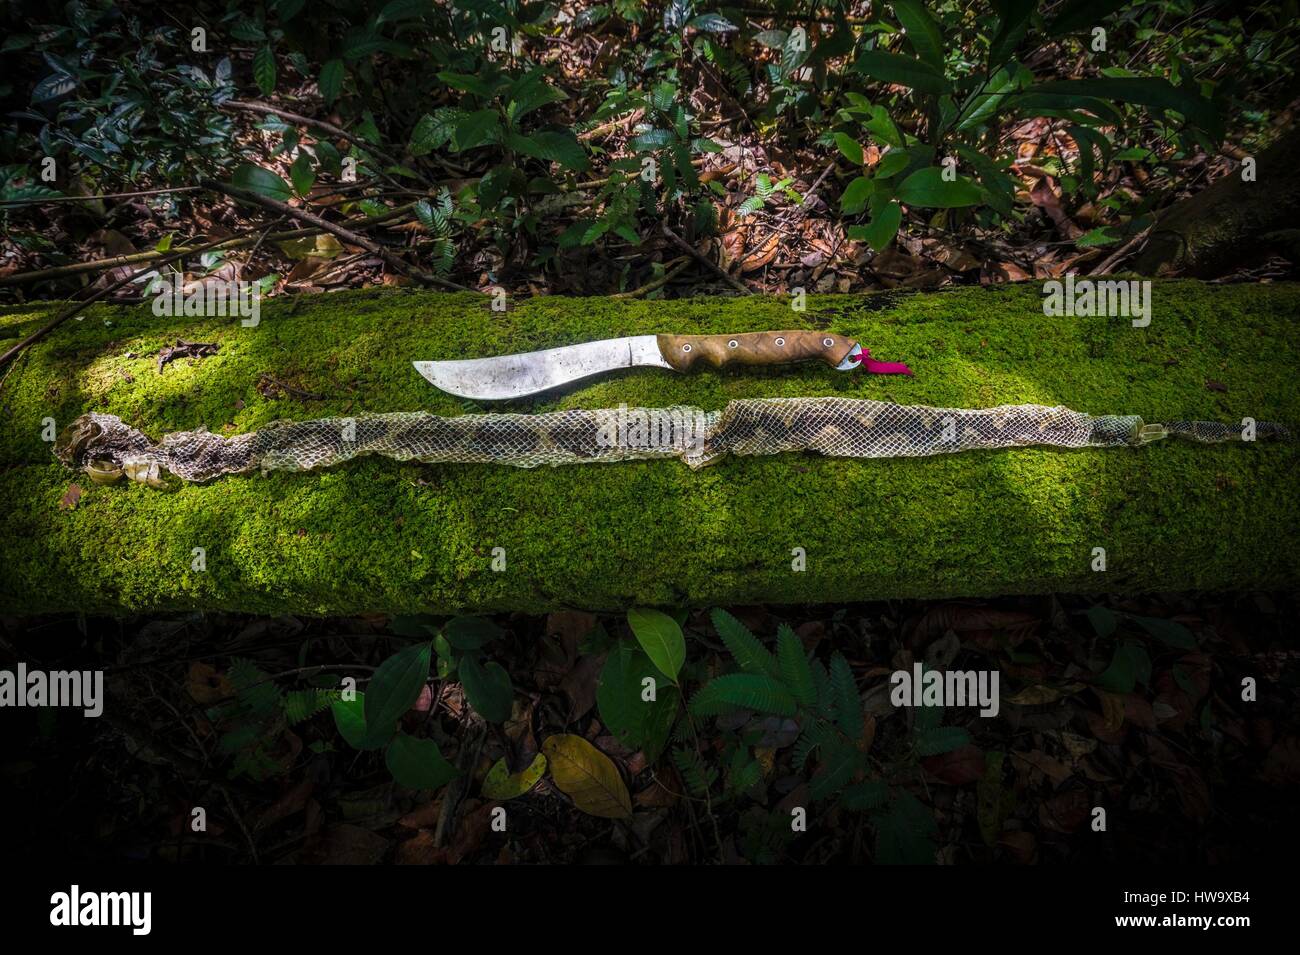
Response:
[[542, 734, 632, 819], [482, 753, 547, 801]]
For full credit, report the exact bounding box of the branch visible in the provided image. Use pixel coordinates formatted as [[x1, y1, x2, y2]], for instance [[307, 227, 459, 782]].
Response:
[[0, 203, 417, 287], [662, 224, 750, 294], [222, 100, 426, 188], [201, 180, 472, 292]]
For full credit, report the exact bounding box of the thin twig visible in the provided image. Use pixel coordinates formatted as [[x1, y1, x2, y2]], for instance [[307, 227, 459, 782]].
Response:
[[1092, 226, 1154, 275], [0, 203, 417, 287], [662, 224, 751, 294], [0, 185, 202, 207], [609, 256, 692, 299], [222, 100, 423, 187], [434, 725, 487, 849], [202, 179, 473, 292]]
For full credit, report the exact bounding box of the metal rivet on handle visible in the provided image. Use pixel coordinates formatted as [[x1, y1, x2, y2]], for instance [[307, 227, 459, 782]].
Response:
[[775, 337, 785, 346], [823, 337, 834, 347], [728, 339, 738, 348], [682, 343, 692, 352]]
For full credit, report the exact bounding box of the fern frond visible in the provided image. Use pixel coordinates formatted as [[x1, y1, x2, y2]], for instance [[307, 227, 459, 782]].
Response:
[[792, 729, 819, 772], [829, 653, 864, 738], [689, 673, 796, 718], [672, 746, 717, 797], [841, 778, 888, 811], [226, 658, 281, 717], [283, 688, 335, 725], [809, 740, 862, 802], [776, 624, 815, 706], [810, 659, 834, 720], [709, 608, 778, 677]]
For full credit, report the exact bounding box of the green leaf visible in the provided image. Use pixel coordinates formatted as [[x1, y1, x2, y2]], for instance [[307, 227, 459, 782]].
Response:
[[391, 614, 438, 638], [627, 608, 685, 682], [443, 616, 502, 650], [847, 199, 903, 251], [477, 165, 514, 209], [1086, 606, 1118, 638], [874, 150, 911, 179], [230, 163, 292, 202], [840, 175, 874, 216], [859, 104, 905, 148], [460, 654, 513, 723], [895, 167, 983, 208], [410, 111, 454, 156], [810, 741, 862, 801], [1128, 614, 1197, 649], [506, 69, 567, 125], [597, 644, 679, 762], [452, 109, 504, 151], [1026, 78, 1218, 133], [842, 778, 888, 810], [284, 688, 332, 724], [253, 46, 277, 96], [710, 608, 778, 677], [290, 153, 315, 197], [690, 674, 797, 717], [630, 128, 674, 151], [318, 59, 344, 106], [776, 624, 815, 706], [987, 0, 1033, 67], [32, 70, 77, 104], [1099, 641, 1151, 694], [854, 49, 951, 95], [955, 65, 1021, 132], [835, 133, 865, 166], [1047, 0, 1132, 36], [331, 693, 383, 750], [385, 733, 459, 790], [829, 653, 863, 737], [892, 0, 945, 70], [687, 13, 737, 33], [876, 791, 937, 864], [436, 71, 504, 100], [363, 642, 431, 740], [508, 130, 588, 171]]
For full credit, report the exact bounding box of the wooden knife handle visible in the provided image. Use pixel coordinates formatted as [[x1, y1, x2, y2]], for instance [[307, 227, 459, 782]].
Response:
[[656, 330, 857, 372]]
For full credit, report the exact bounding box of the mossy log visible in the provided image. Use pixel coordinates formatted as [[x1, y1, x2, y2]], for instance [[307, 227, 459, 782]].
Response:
[[1, 281, 1297, 615], [1133, 126, 1300, 276]]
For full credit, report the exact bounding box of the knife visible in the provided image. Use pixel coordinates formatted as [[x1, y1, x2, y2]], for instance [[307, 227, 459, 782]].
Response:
[[413, 330, 912, 400]]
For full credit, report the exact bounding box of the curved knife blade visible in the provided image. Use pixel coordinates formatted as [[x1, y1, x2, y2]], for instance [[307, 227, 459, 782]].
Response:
[[414, 335, 670, 400]]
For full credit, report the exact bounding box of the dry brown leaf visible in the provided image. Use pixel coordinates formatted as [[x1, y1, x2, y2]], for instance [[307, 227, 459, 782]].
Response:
[[740, 231, 780, 272], [186, 662, 234, 704], [1013, 749, 1073, 785]]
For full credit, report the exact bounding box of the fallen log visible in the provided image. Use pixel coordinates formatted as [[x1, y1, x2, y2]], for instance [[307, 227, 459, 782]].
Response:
[[1, 281, 1297, 615], [1132, 125, 1300, 276]]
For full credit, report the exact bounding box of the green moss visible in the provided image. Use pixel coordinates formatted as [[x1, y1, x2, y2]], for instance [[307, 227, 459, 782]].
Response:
[[1, 281, 1298, 614]]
